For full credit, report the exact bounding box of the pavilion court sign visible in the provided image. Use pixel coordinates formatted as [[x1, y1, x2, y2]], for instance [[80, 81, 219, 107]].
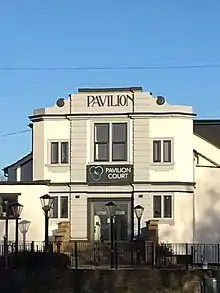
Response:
[[87, 94, 134, 108], [87, 164, 133, 185]]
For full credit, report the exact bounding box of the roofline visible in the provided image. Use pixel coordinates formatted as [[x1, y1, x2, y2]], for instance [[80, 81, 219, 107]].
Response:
[[194, 119, 220, 125], [194, 132, 220, 150], [3, 152, 32, 172], [29, 111, 196, 122], [77, 87, 143, 93], [0, 180, 50, 185]]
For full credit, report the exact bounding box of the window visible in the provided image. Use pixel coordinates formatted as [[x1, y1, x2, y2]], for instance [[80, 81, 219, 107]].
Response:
[[51, 196, 58, 218], [94, 124, 109, 161], [1, 195, 18, 218], [60, 196, 68, 218], [153, 195, 172, 219], [50, 141, 69, 164], [153, 139, 172, 163], [94, 123, 128, 162], [61, 142, 69, 164], [112, 123, 127, 161], [51, 142, 59, 164], [50, 196, 69, 219]]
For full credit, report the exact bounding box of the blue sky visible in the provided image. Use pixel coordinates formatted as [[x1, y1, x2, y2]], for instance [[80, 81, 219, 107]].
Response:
[[0, 0, 220, 169]]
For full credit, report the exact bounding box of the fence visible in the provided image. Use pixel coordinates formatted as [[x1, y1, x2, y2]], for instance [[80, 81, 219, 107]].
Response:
[[1, 241, 220, 269]]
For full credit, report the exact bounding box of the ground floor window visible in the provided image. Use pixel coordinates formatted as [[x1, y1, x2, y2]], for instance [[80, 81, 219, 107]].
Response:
[[51, 195, 69, 219], [153, 195, 172, 218], [88, 198, 131, 242]]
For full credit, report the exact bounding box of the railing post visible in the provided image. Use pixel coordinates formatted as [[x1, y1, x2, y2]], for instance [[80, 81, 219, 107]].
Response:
[[74, 242, 78, 269], [151, 242, 155, 269], [114, 240, 118, 270], [191, 246, 194, 269], [217, 244, 220, 268], [31, 241, 34, 252], [57, 241, 61, 254], [185, 243, 189, 270], [163, 244, 167, 268]]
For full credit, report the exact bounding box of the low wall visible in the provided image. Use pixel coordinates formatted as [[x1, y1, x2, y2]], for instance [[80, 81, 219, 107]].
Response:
[[1, 268, 218, 293]]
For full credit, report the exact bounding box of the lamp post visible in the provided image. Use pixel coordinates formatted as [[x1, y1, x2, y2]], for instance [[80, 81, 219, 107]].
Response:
[[18, 220, 31, 251], [40, 194, 53, 252], [134, 204, 144, 264], [3, 201, 9, 269], [106, 201, 117, 269], [11, 202, 23, 253]]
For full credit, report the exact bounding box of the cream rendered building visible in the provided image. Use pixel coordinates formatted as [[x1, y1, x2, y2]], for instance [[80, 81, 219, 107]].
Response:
[[1, 87, 219, 244]]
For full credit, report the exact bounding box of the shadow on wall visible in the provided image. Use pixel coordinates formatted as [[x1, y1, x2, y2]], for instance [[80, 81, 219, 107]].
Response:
[[195, 167, 220, 244], [195, 188, 220, 244]]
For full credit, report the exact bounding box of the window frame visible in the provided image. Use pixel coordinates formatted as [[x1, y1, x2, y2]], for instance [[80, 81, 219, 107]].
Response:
[[152, 194, 173, 219], [51, 196, 59, 218], [50, 195, 69, 219], [0, 194, 19, 219], [60, 196, 69, 218], [152, 138, 173, 164], [94, 123, 110, 162], [93, 122, 129, 163], [48, 140, 70, 165]]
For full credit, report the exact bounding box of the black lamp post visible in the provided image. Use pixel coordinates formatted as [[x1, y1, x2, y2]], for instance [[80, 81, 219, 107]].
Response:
[[18, 220, 31, 251], [134, 205, 144, 241], [134, 204, 144, 264], [106, 201, 117, 269], [11, 202, 23, 253], [40, 194, 53, 252], [3, 200, 9, 269]]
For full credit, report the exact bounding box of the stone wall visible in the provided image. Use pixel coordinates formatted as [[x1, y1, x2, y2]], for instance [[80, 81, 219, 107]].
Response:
[[1, 268, 217, 293]]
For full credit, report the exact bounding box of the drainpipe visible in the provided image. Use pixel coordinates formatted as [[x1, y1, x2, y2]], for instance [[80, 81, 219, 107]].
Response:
[[65, 94, 72, 240], [129, 89, 135, 241], [192, 154, 197, 244]]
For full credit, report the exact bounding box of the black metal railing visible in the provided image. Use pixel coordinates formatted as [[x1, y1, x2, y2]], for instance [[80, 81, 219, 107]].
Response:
[[1, 241, 220, 269]]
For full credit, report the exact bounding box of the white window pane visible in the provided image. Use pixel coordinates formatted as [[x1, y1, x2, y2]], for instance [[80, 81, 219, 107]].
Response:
[[95, 143, 109, 161], [51, 142, 59, 164], [112, 143, 127, 161], [61, 142, 69, 164], [163, 140, 172, 162]]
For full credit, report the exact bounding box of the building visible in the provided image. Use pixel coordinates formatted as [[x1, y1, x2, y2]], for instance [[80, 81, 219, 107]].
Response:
[[1, 87, 219, 244]]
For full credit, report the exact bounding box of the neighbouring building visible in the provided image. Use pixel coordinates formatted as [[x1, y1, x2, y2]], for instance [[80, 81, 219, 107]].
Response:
[[1, 87, 220, 244]]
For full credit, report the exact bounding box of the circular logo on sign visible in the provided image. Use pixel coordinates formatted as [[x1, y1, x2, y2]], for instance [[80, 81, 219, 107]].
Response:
[[89, 166, 104, 181]]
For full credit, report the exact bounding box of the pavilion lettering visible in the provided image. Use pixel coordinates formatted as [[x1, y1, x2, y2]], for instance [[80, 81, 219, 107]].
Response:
[[105, 166, 132, 180], [87, 94, 134, 107]]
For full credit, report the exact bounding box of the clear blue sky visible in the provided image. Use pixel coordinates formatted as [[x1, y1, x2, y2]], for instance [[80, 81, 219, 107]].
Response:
[[0, 0, 220, 169]]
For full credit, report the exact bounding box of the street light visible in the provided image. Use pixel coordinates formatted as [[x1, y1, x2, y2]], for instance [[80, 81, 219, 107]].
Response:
[[18, 220, 31, 251], [40, 194, 53, 252], [11, 202, 23, 253], [134, 204, 144, 264], [106, 201, 117, 269], [3, 200, 9, 269]]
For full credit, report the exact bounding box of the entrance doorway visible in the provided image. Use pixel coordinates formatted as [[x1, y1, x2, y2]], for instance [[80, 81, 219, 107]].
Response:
[[88, 198, 131, 242]]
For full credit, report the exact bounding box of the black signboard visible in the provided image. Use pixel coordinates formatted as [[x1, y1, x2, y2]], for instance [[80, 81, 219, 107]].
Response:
[[86, 164, 133, 185]]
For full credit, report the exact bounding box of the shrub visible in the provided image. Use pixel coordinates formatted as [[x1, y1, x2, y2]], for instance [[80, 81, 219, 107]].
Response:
[[0, 251, 71, 269]]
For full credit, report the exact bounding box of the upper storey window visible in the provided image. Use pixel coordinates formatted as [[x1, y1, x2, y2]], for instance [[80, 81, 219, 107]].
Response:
[[94, 123, 127, 162], [152, 139, 172, 163], [50, 141, 69, 164]]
